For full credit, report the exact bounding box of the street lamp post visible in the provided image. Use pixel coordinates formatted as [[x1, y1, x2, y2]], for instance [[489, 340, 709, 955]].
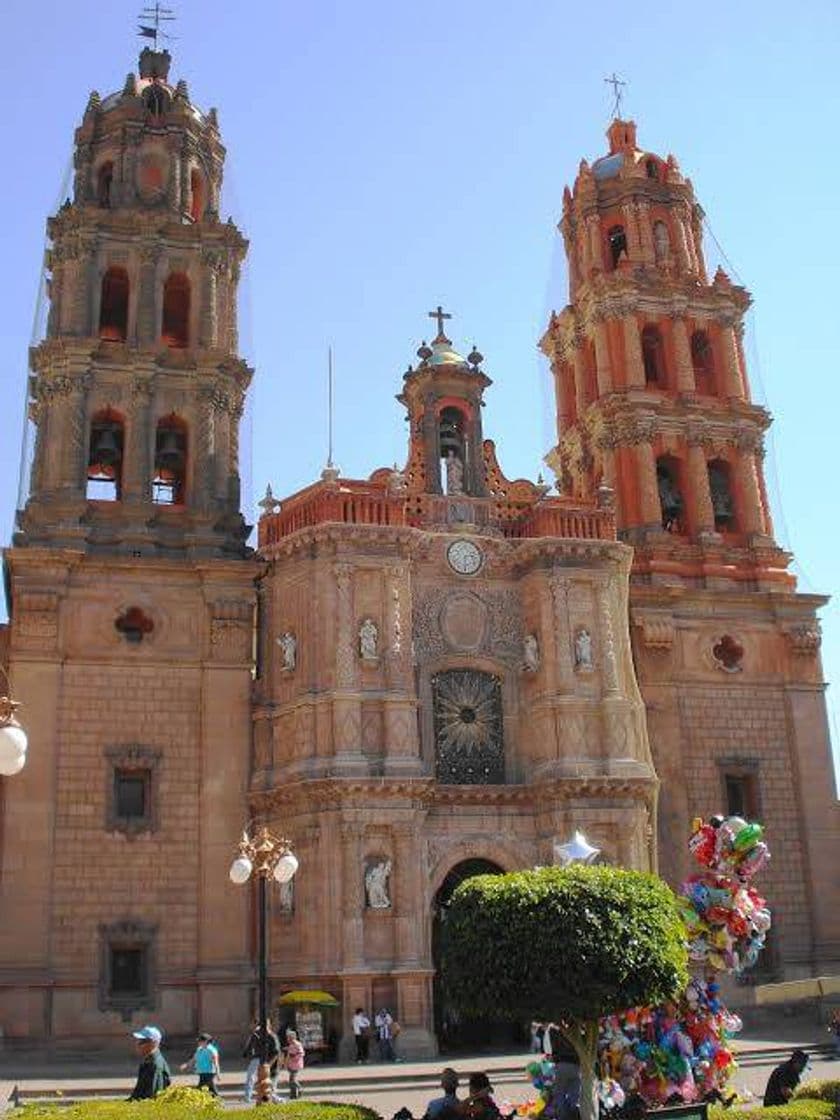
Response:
[[0, 667, 27, 777], [230, 825, 299, 1105]]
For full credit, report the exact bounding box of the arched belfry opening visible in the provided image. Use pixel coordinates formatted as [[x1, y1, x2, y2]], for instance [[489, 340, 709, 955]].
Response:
[[161, 273, 190, 348], [432, 858, 519, 1052], [86, 410, 124, 500], [152, 415, 187, 504], [99, 267, 129, 341]]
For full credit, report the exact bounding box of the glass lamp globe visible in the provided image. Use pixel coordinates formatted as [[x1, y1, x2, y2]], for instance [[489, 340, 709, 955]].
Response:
[[0, 723, 27, 777], [273, 852, 299, 884], [229, 856, 253, 884]]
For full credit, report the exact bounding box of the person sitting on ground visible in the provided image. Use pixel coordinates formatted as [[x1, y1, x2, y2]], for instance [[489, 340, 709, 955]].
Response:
[[128, 1025, 171, 1100], [180, 1032, 220, 1095], [424, 1067, 460, 1119], [763, 1048, 809, 1106], [462, 1072, 501, 1120]]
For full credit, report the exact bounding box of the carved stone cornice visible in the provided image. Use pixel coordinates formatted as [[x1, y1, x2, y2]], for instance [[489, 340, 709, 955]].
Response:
[[632, 610, 676, 651]]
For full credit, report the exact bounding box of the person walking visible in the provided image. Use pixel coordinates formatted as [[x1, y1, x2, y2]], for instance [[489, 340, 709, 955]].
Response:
[[283, 1028, 306, 1099], [352, 1007, 371, 1063], [375, 1007, 396, 1061], [829, 1011, 840, 1058], [180, 1032, 220, 1095], [242, 1018, 281, 1104], [128, 1025, 171, 1101]]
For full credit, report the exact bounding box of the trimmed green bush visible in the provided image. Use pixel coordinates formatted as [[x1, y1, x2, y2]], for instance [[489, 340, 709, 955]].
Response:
[[16, 1095, 381, 1120], [709, 1101, 834, 1120], [795, 1080, 840, 1109]]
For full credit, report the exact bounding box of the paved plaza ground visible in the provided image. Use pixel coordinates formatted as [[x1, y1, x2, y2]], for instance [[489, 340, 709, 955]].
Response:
[[1, 1018, 838, 1114]]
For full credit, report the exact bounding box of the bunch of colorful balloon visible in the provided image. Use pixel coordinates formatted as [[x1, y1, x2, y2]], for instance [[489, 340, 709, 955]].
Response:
[[597, 815, 771, 1106], [681, 815, 771, 974]]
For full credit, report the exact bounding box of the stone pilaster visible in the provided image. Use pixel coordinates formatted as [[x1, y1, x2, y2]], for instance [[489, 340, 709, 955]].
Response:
[[622, 313, 646, 388], [592, 318, 613, 395], [341, 824, 364, 968], [634, 437, 660, 528], [586, 214, 603, 271], [720, 318, 745, 399], [137, 246, 160, 345], [671, 314, 696, 394], [124, 375, 154, 502], [686, 431, 716, 538], [550, 573, 575, 692]]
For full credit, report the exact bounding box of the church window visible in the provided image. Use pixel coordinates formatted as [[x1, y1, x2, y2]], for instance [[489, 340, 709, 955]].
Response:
[[432, 669, 504, 785], [439, 406, 467, 495], [656, 456, 684, 532], [641, 325, 666, 385], [724, 772, 757, 818], [653, 220, 670, 263], [190, 169, 205, 223], [712, 634, 744, 673], [153, 416, 187, 504], [607, 225, 627, 269], [691, 329, 716, 393], [87, 410, 124, 501], [115, 606, 155, 644], [105, 745, 160, 834], [646, 158, 660, 180], [99, 919, 156, 1014], [707, 459, 735, 530], [97, 161, 114, 208], [99, 267, 129, 342], [161, 272, 190, 348], [142, 82, 170, 116]]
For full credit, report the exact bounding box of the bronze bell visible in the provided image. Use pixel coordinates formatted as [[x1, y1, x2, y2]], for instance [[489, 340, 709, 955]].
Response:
[[89, 425, 121, 467], [155, 429, 184, 470]]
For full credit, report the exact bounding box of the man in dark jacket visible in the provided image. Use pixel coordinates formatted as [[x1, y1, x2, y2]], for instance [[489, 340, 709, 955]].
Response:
[[243, 1019, 281, 1103], [128, 1025, 171, 1100], [763, 1049, 808, 1106]]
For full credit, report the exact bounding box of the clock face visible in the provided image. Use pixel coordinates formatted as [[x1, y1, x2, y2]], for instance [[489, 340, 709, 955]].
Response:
[[447, 539, 483, 576]]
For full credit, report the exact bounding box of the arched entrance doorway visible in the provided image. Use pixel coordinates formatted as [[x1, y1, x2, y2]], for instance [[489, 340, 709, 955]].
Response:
[[432, 858, 523, 1053]]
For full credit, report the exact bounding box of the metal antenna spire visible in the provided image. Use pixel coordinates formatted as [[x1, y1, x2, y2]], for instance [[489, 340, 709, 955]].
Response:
[[138, 2, 176, 49], [327, 345, 334, 470], [604, 72, 627, 119]]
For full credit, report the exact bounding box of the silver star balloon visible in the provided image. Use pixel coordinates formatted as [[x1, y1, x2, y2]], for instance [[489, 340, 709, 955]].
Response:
[[555, 830, 600, 866]]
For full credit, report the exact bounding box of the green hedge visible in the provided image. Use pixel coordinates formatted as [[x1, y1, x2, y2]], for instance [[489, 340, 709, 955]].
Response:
[[16, 1090, 382, 1120], [795, 1081, 840, 1109], [709, 1100, 835, 1120]]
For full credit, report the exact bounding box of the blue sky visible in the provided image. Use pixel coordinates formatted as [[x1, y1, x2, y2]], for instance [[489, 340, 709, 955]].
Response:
[[2, 0, 838, 783]]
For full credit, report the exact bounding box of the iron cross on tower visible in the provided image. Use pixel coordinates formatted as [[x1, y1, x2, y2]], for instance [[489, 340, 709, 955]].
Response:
[[604, 72, 627, 119], [428, 305, 452, 342], [138, 2, 176, 49]]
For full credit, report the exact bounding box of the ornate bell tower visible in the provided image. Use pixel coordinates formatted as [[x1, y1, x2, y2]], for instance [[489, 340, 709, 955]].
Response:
[[541, 119, 840, 977], [1, 47, 258, 1044], [18, 46, 251, 557]]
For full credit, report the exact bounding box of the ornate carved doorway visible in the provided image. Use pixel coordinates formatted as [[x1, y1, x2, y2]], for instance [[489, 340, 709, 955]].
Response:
[[432, 858, 523, 1052]]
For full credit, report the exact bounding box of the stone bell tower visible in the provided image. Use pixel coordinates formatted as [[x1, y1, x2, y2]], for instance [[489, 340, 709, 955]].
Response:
[[541, 119, 840, 977], [0, 48, 258, 1044], [18, 46, 251, 557]]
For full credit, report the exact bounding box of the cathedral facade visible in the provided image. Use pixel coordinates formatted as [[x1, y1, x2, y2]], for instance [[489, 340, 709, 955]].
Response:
[[0, 50, 837, 1053]]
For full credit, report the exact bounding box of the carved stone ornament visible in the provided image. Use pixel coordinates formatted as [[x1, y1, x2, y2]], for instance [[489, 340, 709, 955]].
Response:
[[634, 613, 675, 652], [574, 627, 594, 671], [359, 617, 379, 661], [364, 859, 392, 909], [277, 631, 297, 672], [522, 633, 540, 672], [785, 624, 821, 656]]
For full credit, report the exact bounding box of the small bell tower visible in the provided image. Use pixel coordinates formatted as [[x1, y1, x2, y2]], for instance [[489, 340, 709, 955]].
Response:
[[541, 119, 783, 584], [398, 306, 490, 498], [17, 46, 251, 557]]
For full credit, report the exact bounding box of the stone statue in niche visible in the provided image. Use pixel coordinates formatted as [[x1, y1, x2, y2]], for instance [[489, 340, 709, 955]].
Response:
[[574, 628, 593, 671], [359, 618, 379, 661], [278, 876, 294, 913], [445, 450, 464, 495], [364, 859, 392, 909], [277, 631, 296, 672], [523, 633, 540, 672]]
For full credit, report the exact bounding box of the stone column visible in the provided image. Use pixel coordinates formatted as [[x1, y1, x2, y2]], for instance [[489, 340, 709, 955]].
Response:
[[555, 358, 573, 429], [621, 203, 640, 261], [393, 825, 419, 965], [333, 564, 364, 771], [124, 376, 154, 502], [587, 215, 604, 272], [166, 136, 181, 211], [71, 241, 96, 337], [214, 392, 232, 503], [674, 211, 692, 274], [671, 314, 696, 394], [686, 432, 716, 538], [200, 250, 221, 349], [720, 319, 745, 399], [549, 574, 575, 693], [592, 318, 613, 396], [597, 576, 621, 697], [634, 433, 660, 528], [137, 246, 160, 345], [734, 445, 766, 537], [341, 824, 364, 968], [195, 384, 217, 512], [622, 313, 646, 388], [572, 346, 587, 415], [61, 374, 90, 496], [179, 144, 192, 216], [636, 200, 656, 265]]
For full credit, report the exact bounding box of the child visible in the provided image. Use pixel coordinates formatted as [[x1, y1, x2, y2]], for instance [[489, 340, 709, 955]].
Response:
[[283, 1029, 305, 1099], [180, 1032, 220, 1095]]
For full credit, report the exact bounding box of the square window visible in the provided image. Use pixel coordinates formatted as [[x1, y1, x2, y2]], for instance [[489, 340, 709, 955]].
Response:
[[110, 946, 145, 996], [115, 771, 149, 820], [724, 772, 758, 819]]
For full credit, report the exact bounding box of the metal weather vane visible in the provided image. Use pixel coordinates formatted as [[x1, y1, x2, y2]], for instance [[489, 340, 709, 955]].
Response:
[[138, 2, 176, 49]]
